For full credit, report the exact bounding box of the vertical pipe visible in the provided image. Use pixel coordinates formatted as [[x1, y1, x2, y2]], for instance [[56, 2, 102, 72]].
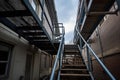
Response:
[[39, 51, 42, 79], [86, 46, 92, 72], [96, 28, 104, 62]]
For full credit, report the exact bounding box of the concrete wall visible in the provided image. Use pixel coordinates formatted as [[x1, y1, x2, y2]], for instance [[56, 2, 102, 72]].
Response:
[[0, 23, 53, 80]]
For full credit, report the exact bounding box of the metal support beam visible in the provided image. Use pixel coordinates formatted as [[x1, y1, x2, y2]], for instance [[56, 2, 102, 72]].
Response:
[[21, 32, 45, 36], [86, 46, 92, 72], [0, 10, 31, 17], [27, 36, 48, 40], [0, 17, 17, 31], [17, 26, 41, 30], [88, 10, 118, 15]]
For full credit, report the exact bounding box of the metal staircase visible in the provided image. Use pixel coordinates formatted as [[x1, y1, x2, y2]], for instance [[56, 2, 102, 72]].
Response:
[[0, 0, 60, 55], [50, 27, 116, 80], [60, 45, 91, 80]]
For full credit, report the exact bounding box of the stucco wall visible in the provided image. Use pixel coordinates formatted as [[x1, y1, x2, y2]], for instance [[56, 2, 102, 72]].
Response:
[[0, 23, 53, 80]]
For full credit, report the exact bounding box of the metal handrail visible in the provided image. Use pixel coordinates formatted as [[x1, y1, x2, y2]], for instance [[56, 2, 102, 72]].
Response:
[[50, 29, 65, 80], [38, 0, 54, 33], [53, 23, 65, 42], [75, 27, 116, 80], [78, 45, 94, 80]]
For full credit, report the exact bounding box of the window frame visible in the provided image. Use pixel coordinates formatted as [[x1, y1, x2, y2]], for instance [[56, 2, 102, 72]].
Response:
[[0, 41, 13, 79]]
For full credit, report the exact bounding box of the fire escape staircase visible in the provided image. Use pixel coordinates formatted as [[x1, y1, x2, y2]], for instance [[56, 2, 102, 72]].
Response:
[[50, 30, 116, 80], [60, 45, 91, 80], [0, 0, 60, 55]]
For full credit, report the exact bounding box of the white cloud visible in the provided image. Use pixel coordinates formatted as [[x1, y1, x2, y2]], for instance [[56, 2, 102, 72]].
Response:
[[55, 0, 78, 43], [64, 14, 76, 33]]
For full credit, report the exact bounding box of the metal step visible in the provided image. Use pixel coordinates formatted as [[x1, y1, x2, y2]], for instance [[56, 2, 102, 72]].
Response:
[[61, 45, 91, 80], [60, 73, 91, 80], [60, 73, 90, 77], [62, 64, 86, 69], [61, 69, 88, 74]]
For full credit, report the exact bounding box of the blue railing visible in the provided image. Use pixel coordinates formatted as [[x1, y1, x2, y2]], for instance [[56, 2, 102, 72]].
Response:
[[75, 27, 116, 80], [50, 26, 65, 80], [23, 0, 59, 44]]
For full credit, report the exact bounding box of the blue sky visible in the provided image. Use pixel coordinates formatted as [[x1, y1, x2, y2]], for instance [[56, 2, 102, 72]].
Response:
[[55, 0, 78, 44]]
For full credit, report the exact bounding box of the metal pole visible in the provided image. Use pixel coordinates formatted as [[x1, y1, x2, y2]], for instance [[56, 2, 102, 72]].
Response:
[[86, 46, 92, 72], [50, 33, 64, 80], [96, 28, 104, 62], [57, 40, 64, 80]]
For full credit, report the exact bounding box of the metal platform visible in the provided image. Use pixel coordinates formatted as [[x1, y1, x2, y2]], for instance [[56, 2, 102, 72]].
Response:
[[80, 0, 115, 40], [0, 0, 59, 55]]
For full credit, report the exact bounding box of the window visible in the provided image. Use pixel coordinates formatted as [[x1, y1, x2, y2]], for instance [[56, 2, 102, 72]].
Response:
[[30, 0, 39, 13], [0, 42, 13, 78], [31, 0, 37, 11]]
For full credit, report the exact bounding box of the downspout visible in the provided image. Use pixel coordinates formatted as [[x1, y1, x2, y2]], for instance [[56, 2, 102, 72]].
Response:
[[39, 50, 42, 79]]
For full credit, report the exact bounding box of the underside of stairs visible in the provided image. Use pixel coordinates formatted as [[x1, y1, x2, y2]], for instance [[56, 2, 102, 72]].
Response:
[[60, 45, 91, 80]]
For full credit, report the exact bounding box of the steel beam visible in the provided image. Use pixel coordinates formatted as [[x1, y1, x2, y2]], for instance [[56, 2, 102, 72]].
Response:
[[0, 17, 17, 30], [27, 36, 48, 40], [17, 26, 42, 30], [88, 10, 118, 15], [0, 10, 31, 17], [21, 31, 45, 36]]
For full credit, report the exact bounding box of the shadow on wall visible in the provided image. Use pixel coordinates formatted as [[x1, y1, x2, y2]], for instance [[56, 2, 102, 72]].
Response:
[[92, 53, 120, 80]]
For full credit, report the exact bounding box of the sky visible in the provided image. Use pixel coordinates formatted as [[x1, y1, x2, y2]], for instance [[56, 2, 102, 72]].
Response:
[[55, 0, 78, 44]]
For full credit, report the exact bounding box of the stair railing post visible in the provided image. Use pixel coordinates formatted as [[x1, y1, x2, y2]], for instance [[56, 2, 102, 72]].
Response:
[[57, 38, 64, 80], [86, 45, 92, 73], [57, 49, 61, 80]]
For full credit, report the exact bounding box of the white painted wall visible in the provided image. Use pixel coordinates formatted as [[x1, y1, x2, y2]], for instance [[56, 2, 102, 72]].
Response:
[[0, 23, 52, 80]]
